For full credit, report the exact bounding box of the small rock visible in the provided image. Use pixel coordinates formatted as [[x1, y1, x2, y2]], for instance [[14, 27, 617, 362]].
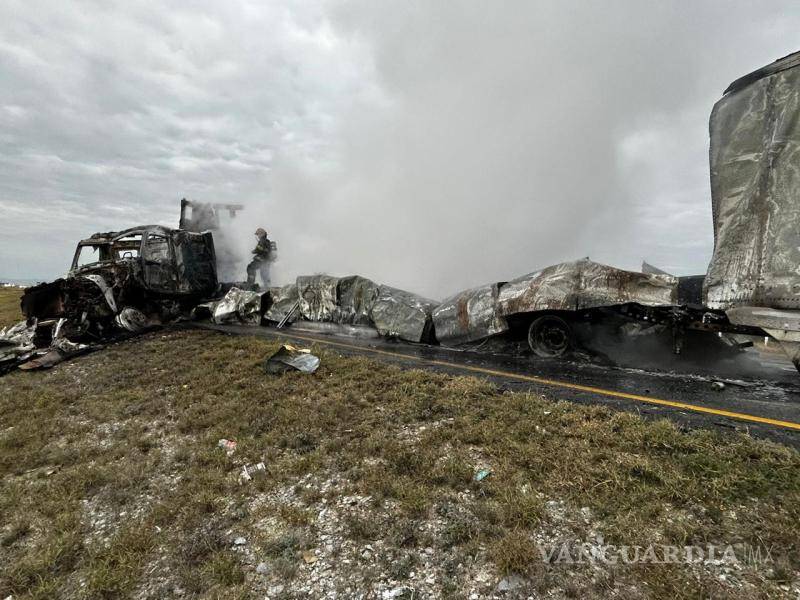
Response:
[[711, 381, 726, 391], [496, 574, 527, 592], [256, 562, 269, 575], [233, 536, 246, 546]]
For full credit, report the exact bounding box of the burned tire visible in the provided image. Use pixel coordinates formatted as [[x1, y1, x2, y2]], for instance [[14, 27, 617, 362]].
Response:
[[528, 315, 573, 358]]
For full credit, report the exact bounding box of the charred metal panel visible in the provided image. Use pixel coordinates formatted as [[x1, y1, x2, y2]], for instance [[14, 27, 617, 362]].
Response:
[[677, 275, 705, 306], [497, 259, 677, 317], [21, 280, 66, 321], [173, 230, 218, 295], [432, 283, 508, 345], [264, 283, 299, 324], [705, 51, 800, 310], [369, 285, 438, 343], [179, 199, 243, 282], [211, 287, 262, 325], [297, 275, 340, 322], [335, 276, 380, 326]]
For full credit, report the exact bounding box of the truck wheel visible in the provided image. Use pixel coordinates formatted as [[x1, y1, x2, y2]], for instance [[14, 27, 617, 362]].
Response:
[[528, 315, 573, 358]]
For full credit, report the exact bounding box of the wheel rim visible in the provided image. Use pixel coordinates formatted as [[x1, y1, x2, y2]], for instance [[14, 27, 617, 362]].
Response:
[[528, 315, 572, 358]]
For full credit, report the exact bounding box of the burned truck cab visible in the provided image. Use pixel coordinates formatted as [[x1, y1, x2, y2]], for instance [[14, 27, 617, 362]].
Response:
[[70, 226, 217, 297], [21, 225, 218, 341]]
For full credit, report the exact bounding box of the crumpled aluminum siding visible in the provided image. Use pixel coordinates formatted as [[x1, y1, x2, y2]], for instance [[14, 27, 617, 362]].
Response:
[[704, 52, 800, 310], [212, 287, 262, 325], [264, 283, 299, 323], [432, 283, 508, 345], [369, 285, 438, 343], [335, 276, 380, 326], [297, 275, 339, 322], [0, 321, 36, 366], [497, 259, 677, 316]]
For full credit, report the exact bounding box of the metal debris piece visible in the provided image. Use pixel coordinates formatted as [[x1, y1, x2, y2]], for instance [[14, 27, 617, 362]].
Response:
[[212, 287, 262, 325], [18, 318, 94, 371], [264, 283, 300, 324], [0, 321, 37, 373], [369, 285, 438, 343], [115, 307, 159, 333], [277, 300, 300, 329], [433, 283, 508, 345], [711, 381, 726, 391], [264, 344, 320, 374], [239, 462, 267, 484]]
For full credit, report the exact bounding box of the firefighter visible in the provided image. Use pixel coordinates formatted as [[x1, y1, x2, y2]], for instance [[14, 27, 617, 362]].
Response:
[[246, 228, 274, 286]]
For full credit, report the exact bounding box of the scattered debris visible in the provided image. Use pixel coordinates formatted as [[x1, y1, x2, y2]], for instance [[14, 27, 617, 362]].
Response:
[[239, 462, 267, 484], [264, 344, 320, 374], [711, 381, 726, 391], [474, 469, 491, 482], [277, 299, 301, 329], [217, 439, 237, 456], [0, 321, 37, 374]]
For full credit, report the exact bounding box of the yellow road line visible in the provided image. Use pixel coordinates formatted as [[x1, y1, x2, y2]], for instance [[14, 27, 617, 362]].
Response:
[[259, 329, 800, 432]]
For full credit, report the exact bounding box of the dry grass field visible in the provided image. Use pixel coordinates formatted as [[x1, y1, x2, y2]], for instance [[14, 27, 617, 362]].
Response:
[[0, 286, 798, 598]]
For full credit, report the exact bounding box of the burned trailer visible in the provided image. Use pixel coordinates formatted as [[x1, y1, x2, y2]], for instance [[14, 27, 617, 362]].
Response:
[[433, 259, 745, 359], [20, 225, 218, 346], [703, 50, 800, 370]]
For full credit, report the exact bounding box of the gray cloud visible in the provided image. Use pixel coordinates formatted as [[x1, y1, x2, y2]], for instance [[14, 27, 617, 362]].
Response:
[[1, 1, 798, 298]]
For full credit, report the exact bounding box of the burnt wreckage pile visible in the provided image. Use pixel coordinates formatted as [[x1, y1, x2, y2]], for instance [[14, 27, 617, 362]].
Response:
[[5, 50, 800, 374], [201, 258, 741, 361]]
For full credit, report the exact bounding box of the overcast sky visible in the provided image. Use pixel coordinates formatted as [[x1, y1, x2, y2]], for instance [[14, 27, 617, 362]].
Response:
[[1, 1, 798, 298]]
